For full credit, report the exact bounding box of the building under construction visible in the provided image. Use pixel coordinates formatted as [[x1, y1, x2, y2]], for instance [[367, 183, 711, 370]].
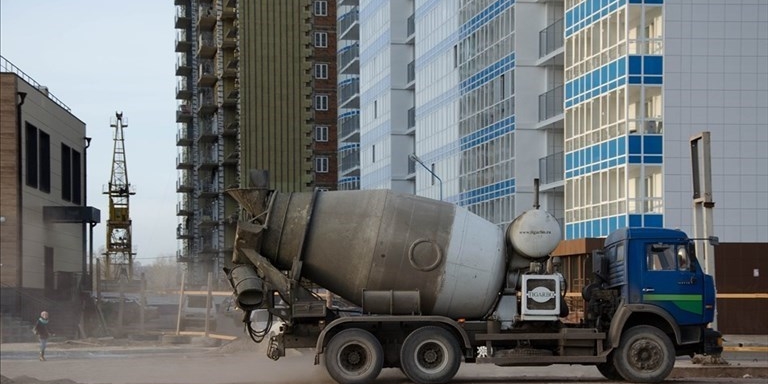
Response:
[[173, 0, 338, 287]]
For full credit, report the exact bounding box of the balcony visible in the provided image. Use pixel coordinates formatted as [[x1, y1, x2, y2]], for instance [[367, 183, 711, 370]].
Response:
[[197, 149, 218, 170], [176, 151, 193, 170], [175, 53, 192, 76], [406, 14, 415, 42], [223, 119, 239, 137], [223, 52, 239, 78], [221, 3, 236, 20], [198, 120, 218, 142], [198, 89, 218, 115], [176, 249, 192, 263], [408, 107, 416, 129], [176, 176, 193, 193], [176, 79, 192, 100], [338, 7, 359, 40], [175, 31, 191, 53], [338, 43, 359, 74], [538, 85, 563, 122], [176, 224, 193, 239], [176, 123, 193, 146], [198, 60, 217, 88], [197, 32, 217, 59], [338, 176, 360, 191], [199, 180, 219, 198], [198, 211, 218, 228], [539, 18, 564, 58], [406, 60, 415, 88], [175, 5, 190, 29], [177, 199, 193, 216], [223, 147, 239, 165], [198, 5, 217, 30], [538, 151, 564, 186], [339, 78, 360, 109], [338, 110, 360, 140], [338, 0, 358, 6], [176, 103, 193, 123], [222, 23, 238, 48], [338, 144, 360, 175]]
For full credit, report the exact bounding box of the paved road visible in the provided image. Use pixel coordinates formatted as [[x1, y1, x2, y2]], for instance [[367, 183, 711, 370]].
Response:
[[1, 345, 766, 384]]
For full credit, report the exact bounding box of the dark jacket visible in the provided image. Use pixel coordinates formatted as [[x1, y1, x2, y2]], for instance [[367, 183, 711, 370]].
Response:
[[34, 319, 50, 339]]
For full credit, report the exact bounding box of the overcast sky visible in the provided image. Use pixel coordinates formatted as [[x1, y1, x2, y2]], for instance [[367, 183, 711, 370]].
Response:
[[1, 1, 179, 264]]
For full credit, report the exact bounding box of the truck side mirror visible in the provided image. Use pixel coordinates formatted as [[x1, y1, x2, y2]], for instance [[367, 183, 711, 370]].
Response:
[[708, 236, 719, 246]]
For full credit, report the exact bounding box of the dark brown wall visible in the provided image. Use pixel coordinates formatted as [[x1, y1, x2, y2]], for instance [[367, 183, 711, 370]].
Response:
[[714, 243, 768, 334], [311, 0, 338, 190]]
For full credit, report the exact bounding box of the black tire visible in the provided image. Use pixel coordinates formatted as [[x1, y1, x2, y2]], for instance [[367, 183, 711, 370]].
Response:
[[596, 353, 623, 381], [324, 329, 384, 384], [400, 326, 462, 384], [614, 325, 675, 383]]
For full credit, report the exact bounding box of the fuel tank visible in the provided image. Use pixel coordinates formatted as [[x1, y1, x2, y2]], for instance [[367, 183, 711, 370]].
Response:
[[239, 190, 506, 319]]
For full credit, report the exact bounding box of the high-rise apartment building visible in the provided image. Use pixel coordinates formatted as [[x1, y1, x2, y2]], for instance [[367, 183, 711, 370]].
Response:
[[174, 0, 338, 285], [354, 0, 565, 227], [354, 0, 766, 245], [563, 0, 767, 242]]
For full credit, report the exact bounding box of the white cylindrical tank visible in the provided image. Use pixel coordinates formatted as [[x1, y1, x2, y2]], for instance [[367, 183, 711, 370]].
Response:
[[506, 209, 562, 260]]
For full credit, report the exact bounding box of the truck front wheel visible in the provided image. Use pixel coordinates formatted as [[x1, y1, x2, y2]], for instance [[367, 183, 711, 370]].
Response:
[[324, 329, 384, 384], [596, 353, 623, 381], [614, 325, 675, 383], [400, 326, 461, 384]]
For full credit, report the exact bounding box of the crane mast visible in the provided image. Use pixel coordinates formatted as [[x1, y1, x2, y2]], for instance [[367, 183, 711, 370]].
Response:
[[103, 112, 136, 280]]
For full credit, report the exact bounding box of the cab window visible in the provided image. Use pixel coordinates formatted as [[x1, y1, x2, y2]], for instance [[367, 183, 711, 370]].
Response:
[[646, 244, 676, 271]]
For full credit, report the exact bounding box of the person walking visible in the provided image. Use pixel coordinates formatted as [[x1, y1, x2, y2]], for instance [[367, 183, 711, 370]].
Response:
[[33, 311, 51, 361]]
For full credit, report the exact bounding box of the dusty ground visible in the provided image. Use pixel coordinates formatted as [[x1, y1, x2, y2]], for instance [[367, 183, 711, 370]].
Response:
[[1, 334, 766, 384]]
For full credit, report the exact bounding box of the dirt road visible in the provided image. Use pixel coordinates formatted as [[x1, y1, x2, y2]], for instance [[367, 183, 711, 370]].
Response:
[[2, 338, 766, 384]]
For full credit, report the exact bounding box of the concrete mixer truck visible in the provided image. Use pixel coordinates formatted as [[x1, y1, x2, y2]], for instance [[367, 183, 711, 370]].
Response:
[[224, 183, 721, 384]]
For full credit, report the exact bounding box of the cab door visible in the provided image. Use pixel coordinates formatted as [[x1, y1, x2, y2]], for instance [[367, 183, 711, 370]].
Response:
[[640, 243, 706, 325]]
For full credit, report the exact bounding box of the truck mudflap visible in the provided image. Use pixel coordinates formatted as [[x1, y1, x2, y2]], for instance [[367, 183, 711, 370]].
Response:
[[703, 328, 723, 356]]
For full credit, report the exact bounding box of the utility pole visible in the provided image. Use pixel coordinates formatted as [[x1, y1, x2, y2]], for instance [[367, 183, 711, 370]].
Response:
[[690, 131, 717, 330]]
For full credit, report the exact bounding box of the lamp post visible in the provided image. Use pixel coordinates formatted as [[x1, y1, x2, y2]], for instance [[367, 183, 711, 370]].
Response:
[[409, 154, 443, 201]]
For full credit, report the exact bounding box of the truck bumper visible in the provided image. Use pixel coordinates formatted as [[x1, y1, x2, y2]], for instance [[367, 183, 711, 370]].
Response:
[[703, 328, 723, 356]]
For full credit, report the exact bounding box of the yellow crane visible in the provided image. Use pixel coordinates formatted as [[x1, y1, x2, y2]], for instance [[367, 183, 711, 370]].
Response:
[[103, 112, 136, 280]]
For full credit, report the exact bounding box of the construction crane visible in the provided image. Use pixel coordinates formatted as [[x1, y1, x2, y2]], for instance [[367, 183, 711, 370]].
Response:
[[103, 112, 136, 280]]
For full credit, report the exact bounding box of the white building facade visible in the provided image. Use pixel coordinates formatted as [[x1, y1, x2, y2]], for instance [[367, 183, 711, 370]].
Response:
[[563, 0, 768, 242]]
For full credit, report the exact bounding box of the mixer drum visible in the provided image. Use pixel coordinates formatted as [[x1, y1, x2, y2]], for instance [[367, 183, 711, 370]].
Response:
[[258, 190, 506, 319]]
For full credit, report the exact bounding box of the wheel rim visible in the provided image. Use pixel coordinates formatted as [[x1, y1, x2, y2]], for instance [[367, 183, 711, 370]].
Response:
[[338, 342, 370, 374], [414, 340, 448, 374], [628, 338, 663, 372]]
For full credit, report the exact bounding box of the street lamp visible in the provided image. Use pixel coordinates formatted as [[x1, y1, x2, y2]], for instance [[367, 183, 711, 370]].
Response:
[[409, 154, 443, 201]]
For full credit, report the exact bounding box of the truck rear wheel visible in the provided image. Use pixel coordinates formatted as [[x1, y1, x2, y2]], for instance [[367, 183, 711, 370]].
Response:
[[614, 325, 675, 383], [400, 326, 461, 384], [324, 329, 383, 384]]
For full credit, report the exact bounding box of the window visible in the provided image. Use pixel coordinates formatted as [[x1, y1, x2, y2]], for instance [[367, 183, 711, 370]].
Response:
[[646, 244, 675, 271], [374, 100, 378, 118], [61, 144, 82, 203], [315, 125, 329, 142], [314, 32, 328, 48], [25, 123, 38, 188], [316, 157, 329, 173], [25, 123, 51, 193], [61, 144, 72, 201], [314, 63, 328, 79], [315, 94, 329, 110], [313, 0, 327, 16], [372, 144, 376, 163], [72, 150, 81, 204], [38, 131, 50, 193]]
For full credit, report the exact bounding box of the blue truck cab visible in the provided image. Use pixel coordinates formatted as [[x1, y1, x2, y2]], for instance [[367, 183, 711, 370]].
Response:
[[593, 227, 722, 359]]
